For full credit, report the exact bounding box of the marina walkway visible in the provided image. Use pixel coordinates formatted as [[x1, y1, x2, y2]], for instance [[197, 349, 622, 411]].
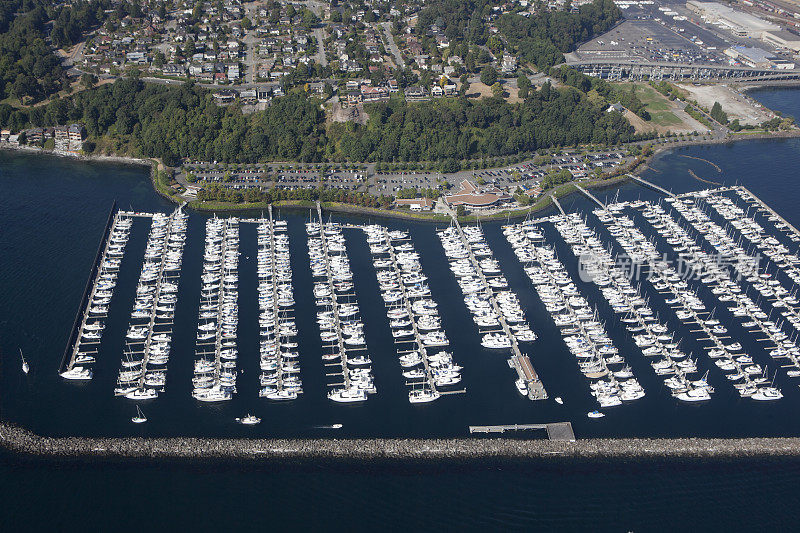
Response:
[[549, 194, 566, 216], [573, 184, 605, 208], [627, 174, 676, 198]]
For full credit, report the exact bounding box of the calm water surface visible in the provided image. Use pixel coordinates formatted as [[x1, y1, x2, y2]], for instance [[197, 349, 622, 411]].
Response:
[[2, 89, 800, 529]]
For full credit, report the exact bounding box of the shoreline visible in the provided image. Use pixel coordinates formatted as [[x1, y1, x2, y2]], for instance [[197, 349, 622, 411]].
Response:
[[4, 129, 800, 223], [0, 143, 153, 167], [4, 422, 800, 462]]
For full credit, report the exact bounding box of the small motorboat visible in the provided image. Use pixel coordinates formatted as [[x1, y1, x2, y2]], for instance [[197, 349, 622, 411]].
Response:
[[587, 410, 605, 419], [236, 414, 261, 425], [554, 397, 563, 405]]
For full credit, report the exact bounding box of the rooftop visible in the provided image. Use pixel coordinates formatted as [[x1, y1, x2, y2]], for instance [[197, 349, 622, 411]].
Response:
[[443, 179, 512, 207]]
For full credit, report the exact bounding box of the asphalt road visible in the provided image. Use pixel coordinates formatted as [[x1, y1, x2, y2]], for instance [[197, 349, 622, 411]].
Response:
[[381, 22, 405, 69]]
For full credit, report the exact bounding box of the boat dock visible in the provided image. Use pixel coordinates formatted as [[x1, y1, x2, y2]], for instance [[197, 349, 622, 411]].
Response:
[[116, 208, 187, 399], [448, 214, 547, 400], [61, 201, 126, 379], [130, 211, 178, 396], [309, 202, 375, 402], [573, 184, 606, 208], [363, 224, 465, 402], [627, 174, 676, 198], [604, 201, 784, 400], [553, 213, 708, 399], [256, 206, 302, 400], [381, 226, 441, 399], [191, 215, 239, 402], [611, 205, 757, 395], [738, 185, 800, 240], [662, 198, 800, 383], [469, 422, 575, 441], [507, 223, 643, 406]]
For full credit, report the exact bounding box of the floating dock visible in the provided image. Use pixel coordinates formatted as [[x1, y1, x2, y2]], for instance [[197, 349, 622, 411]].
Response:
[[469, 422, 575, 441]]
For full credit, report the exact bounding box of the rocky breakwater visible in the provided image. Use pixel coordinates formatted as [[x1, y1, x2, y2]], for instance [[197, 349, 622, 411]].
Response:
[[4, 422, 800, 462]]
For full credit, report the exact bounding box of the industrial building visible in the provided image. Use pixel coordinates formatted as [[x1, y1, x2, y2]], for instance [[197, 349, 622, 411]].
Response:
[[762, 30, 800, 53], [687, 1, 779, 38], [725, 46, 796, 69]]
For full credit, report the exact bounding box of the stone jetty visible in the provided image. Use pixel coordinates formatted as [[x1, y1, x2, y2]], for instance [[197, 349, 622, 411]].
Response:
[[3, 422, 800, 462]]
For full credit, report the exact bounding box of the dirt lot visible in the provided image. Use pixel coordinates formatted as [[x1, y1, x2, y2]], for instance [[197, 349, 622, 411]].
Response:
[[677, 84, 775, 126], [329, 101, 369, 125]]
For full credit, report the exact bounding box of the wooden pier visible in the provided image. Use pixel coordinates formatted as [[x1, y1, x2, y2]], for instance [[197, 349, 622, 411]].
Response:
[[469, 422, 575, 441]]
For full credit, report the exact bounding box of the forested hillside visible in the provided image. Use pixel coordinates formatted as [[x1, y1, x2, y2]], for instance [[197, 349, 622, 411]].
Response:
[[0, 77, 647, 165], [0, 0, 111, 102]]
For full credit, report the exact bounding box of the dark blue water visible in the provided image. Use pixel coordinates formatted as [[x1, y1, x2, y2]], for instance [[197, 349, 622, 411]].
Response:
[[2, 89, 800, 529]]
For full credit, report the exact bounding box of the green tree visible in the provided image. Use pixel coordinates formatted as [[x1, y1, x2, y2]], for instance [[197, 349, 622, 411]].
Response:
[[710, 101, 728, 125], [81, 72, 98, 89], [491, 82, 503, 98], [480, 65, 497, 86]]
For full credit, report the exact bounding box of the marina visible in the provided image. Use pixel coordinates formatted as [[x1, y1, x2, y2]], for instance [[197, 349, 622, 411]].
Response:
[[50, 183, 800, 425], [27, 133, 800, 439], [48, 181, 800, 430]]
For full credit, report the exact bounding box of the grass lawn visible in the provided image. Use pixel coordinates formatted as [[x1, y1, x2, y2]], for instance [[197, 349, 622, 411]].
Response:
[[647, 109, 683, 127], [626, 83, 684, 128]]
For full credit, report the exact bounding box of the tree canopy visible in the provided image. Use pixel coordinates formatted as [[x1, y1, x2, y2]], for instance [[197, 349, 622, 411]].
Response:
[[2, 76, 647, 163]]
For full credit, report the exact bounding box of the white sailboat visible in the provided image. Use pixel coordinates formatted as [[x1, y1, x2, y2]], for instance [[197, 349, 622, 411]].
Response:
[[131, 406, 147, 424], [20, 349, 29, 374]]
